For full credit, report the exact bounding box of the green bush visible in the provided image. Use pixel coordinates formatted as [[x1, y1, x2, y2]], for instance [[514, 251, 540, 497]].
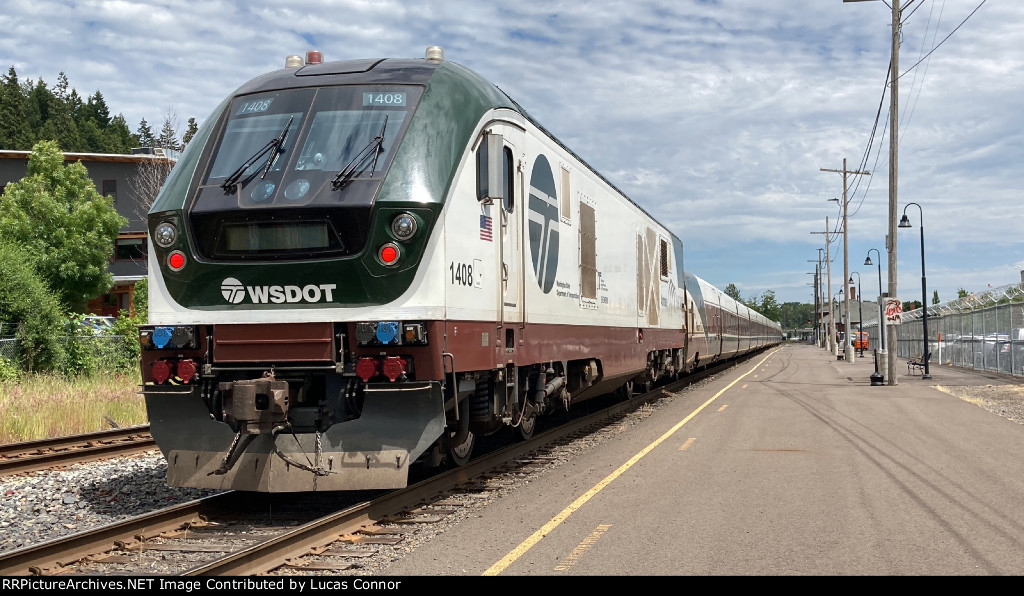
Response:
[[0, 357, 19, 383], [58, 312, 143, 378], [109, 310, 143, 374], [132, 277, 148, 323], [0, 241, 65, 372]]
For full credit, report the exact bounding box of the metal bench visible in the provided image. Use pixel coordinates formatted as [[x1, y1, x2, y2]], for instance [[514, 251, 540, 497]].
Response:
[[907, 352, 931, 375]]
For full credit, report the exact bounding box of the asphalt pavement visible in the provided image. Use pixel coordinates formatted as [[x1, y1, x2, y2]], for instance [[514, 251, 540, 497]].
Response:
[[381, 343, 1024, 576]]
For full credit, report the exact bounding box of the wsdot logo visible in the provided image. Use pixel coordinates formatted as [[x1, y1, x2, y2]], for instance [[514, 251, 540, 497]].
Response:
[[220, 278, 338, 304], [221, 278, 246, 304]]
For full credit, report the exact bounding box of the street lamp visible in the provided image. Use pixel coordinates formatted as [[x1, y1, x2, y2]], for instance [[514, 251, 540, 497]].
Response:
[[899, 202, 931, 379], [850, 272, 863, 356]]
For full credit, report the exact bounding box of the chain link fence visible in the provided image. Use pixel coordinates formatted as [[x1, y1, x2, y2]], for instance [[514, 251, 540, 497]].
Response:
[[862, 282, 1024, 377], [0, 334, 135, 373], [0, 337, 17, 362]]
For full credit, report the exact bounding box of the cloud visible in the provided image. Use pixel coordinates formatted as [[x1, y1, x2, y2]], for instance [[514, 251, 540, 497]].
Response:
[[2, 0, 1021, 306]]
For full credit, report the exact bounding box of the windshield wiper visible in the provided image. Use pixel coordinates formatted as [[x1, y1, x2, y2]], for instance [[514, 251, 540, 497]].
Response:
[[220, 115, 294, 194], [331, 115, 389, 191]]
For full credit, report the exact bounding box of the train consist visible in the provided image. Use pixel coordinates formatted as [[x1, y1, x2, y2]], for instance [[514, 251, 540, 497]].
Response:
[[140, 47, 782, 492]]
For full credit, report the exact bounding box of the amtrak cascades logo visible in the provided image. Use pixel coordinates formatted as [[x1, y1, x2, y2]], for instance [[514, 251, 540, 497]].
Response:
[[528, 155, 558, 294], [221, 277, 337, 304], [222, 278, 246, 304]]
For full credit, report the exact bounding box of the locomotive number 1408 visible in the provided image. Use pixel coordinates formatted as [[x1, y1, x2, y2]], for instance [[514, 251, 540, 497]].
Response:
[[449, 260, 482, 288]]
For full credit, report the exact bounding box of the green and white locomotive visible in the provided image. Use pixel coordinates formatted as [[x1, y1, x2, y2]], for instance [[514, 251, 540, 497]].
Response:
[[140, 47, 781, 492]]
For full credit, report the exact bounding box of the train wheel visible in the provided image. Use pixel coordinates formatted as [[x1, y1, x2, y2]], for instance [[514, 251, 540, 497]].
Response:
[[447, 430, 475, 467], [620, 380, 634, 400], [517, 412, 536, 441]]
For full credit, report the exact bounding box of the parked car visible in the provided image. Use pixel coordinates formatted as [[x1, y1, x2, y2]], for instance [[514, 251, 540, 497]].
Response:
[[77, 315, 116, 335]]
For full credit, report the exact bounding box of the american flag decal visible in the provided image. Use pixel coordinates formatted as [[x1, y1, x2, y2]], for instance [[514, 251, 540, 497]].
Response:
[[480, 214, 493, 241]]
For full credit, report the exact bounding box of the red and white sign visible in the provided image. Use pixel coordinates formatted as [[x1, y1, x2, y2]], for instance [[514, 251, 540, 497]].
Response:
[[885, 298, 903, 325]]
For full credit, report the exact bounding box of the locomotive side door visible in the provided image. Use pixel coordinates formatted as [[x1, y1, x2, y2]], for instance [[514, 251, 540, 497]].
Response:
[[498, 125, 525, 339]]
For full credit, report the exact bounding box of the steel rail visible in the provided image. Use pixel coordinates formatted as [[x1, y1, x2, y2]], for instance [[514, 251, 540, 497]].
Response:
[[0, 426, 155, 477], [183, 357, 744, 575]]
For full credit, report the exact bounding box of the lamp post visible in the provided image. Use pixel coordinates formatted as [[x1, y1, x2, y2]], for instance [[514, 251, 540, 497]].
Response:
[[850, 272, 863, 356], [899, 202, 931, 379], [865, 248, 887, 378]]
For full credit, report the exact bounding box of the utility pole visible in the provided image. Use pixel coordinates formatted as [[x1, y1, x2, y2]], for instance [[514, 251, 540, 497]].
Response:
[[808, 249, 825, 347], [844, 0, 900, 383], [818, 248, 826, 347], [821, 158, 870, 363], [812, 219, 836, 357]]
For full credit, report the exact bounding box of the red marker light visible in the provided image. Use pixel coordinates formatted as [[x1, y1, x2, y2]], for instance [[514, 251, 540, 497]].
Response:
[[168, 250, 186, 271], [306, 50, 323, 65], [381, 356, 406, 382], [152, 360, 173, 384], [177, 359, 197, 384], [355, 357, 380, 382], [379, 243, 400, 265]]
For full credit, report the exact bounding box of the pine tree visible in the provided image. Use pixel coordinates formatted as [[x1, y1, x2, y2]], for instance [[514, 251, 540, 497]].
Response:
[[79, 91, 111, 129], [79, 118, 105, 152], [43, 72, 83, 151], [182, 117, 198, 147], [136, 118, 155, 148], [26, 79, 52, 138], [104, 114, 138, 153], [157, 112, 180, 151], [0, 66, 34, 149]]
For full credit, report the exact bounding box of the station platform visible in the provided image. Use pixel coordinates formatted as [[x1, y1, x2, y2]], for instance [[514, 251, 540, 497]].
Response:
[[380, 342, 1024, 576], [816, 341, 1021, 389]]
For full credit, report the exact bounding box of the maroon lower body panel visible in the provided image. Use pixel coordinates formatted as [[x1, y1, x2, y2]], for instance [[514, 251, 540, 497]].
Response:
[[443, 321, 686, 379], [213, 322, 335, 363]]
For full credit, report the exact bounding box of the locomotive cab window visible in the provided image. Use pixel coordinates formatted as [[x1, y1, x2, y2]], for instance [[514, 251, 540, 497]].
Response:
[[188, 85, 423, 261], [476, 131, 505, 204]]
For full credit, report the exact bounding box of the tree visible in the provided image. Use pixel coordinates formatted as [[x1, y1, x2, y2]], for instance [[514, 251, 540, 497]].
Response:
[[128, 153, 175, 221], [757, 290, 781, 322], [0, 66, 34, 150], [78, 118, 105, 153], [957, 288, 969, 299], [0, 140, 127, 311], [136, 118, 155, 148], [104, 114, 138, 153], [932, 290, 940, 305], [79, 91, 111, 129], [778, 301, 815, 330], [156, 110, 180, 152], [903, 300, 922, 312], [182, 117, 198, 147], [724, 283, 742, 302], [40, 72, 83, 151], [0, 239, 65, 372], [26, 78, 53, 138]]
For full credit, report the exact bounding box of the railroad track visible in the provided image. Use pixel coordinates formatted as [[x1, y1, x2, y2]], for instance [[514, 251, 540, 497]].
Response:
[[0, 354, 757, 576], [0, 426, 155, 477]]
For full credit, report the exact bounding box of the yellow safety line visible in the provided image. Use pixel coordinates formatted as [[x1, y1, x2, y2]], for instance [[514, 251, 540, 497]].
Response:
[[482, 349, 776, 575]]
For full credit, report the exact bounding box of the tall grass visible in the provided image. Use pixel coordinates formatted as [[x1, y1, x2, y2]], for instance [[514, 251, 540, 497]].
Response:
[[0, 372, 147, 443]]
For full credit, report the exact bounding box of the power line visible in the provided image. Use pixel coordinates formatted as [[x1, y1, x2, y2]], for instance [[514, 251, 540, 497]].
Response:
[[898, 0, 988, 80]]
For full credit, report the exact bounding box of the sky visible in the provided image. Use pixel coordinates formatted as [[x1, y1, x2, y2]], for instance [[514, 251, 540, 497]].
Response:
[[2, 0, 1020, 306]]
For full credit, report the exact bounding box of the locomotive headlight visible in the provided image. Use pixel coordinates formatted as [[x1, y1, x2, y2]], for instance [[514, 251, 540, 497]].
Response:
[[154, 222, 177, 248], [390, 213, 418, 241]]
